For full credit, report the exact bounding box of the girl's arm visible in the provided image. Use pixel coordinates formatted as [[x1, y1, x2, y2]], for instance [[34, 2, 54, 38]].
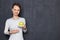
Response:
[[4, 20, 10, 35]]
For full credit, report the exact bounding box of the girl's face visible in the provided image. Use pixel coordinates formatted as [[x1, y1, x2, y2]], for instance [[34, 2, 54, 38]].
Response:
[[12, 5, 20, 16]]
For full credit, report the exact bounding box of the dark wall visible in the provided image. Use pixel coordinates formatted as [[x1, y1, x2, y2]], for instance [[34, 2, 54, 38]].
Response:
[[0, 0, 60, 40]]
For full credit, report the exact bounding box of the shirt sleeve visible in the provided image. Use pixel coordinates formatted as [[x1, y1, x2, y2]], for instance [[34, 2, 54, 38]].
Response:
[[23, 18, 27, 33], [4, 19, 10, 35]]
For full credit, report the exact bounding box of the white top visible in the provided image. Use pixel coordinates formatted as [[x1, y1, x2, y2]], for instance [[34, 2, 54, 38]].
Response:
[[4, 17, 27, 40]]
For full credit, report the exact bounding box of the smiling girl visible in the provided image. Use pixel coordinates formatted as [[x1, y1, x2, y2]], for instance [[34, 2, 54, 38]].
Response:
[[4, 3, 27, 40]]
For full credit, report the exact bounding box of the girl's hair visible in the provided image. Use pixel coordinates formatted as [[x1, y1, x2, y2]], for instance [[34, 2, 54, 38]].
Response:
[[12, 3, 22, 17], [12, 2, 21, 9]]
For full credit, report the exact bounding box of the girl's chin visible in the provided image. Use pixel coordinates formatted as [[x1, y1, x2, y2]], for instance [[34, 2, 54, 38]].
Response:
[[13, 15, 18, 16]]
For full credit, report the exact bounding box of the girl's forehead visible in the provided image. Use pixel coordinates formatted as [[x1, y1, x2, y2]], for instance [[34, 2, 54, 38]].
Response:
[[13, 5, 20, 9]]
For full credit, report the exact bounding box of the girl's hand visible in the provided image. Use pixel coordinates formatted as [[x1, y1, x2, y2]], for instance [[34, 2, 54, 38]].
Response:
[[22, 25, 27, 30], [10, 29, 19, 34]]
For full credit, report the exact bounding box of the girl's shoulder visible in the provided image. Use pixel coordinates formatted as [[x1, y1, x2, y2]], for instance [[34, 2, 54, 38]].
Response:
[[19, 17, 25, 20], [6, 18, 12, 22]]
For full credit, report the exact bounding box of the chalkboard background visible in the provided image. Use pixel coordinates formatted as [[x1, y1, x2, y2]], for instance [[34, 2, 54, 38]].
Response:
[[0, 0, 60, 40]]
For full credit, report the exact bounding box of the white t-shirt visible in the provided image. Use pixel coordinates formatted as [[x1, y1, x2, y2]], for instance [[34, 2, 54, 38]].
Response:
[[4, 17, 27, 40]]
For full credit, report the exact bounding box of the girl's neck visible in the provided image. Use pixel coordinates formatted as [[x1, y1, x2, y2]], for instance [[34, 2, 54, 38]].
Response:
[[12, 15, 20, 20]]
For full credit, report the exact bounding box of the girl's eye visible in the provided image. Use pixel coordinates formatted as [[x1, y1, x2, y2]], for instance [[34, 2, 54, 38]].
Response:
[[14, 9, 16, 11]]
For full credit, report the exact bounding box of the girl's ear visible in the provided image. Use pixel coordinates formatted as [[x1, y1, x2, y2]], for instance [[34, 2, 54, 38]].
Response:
[[12, 9, 13, 11]]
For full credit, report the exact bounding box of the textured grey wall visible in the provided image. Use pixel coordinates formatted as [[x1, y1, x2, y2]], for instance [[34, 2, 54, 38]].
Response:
[[0, 0, 60, 40]]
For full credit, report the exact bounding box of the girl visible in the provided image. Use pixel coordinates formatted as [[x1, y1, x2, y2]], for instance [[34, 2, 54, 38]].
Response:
[[4, 3, 27, 40]]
